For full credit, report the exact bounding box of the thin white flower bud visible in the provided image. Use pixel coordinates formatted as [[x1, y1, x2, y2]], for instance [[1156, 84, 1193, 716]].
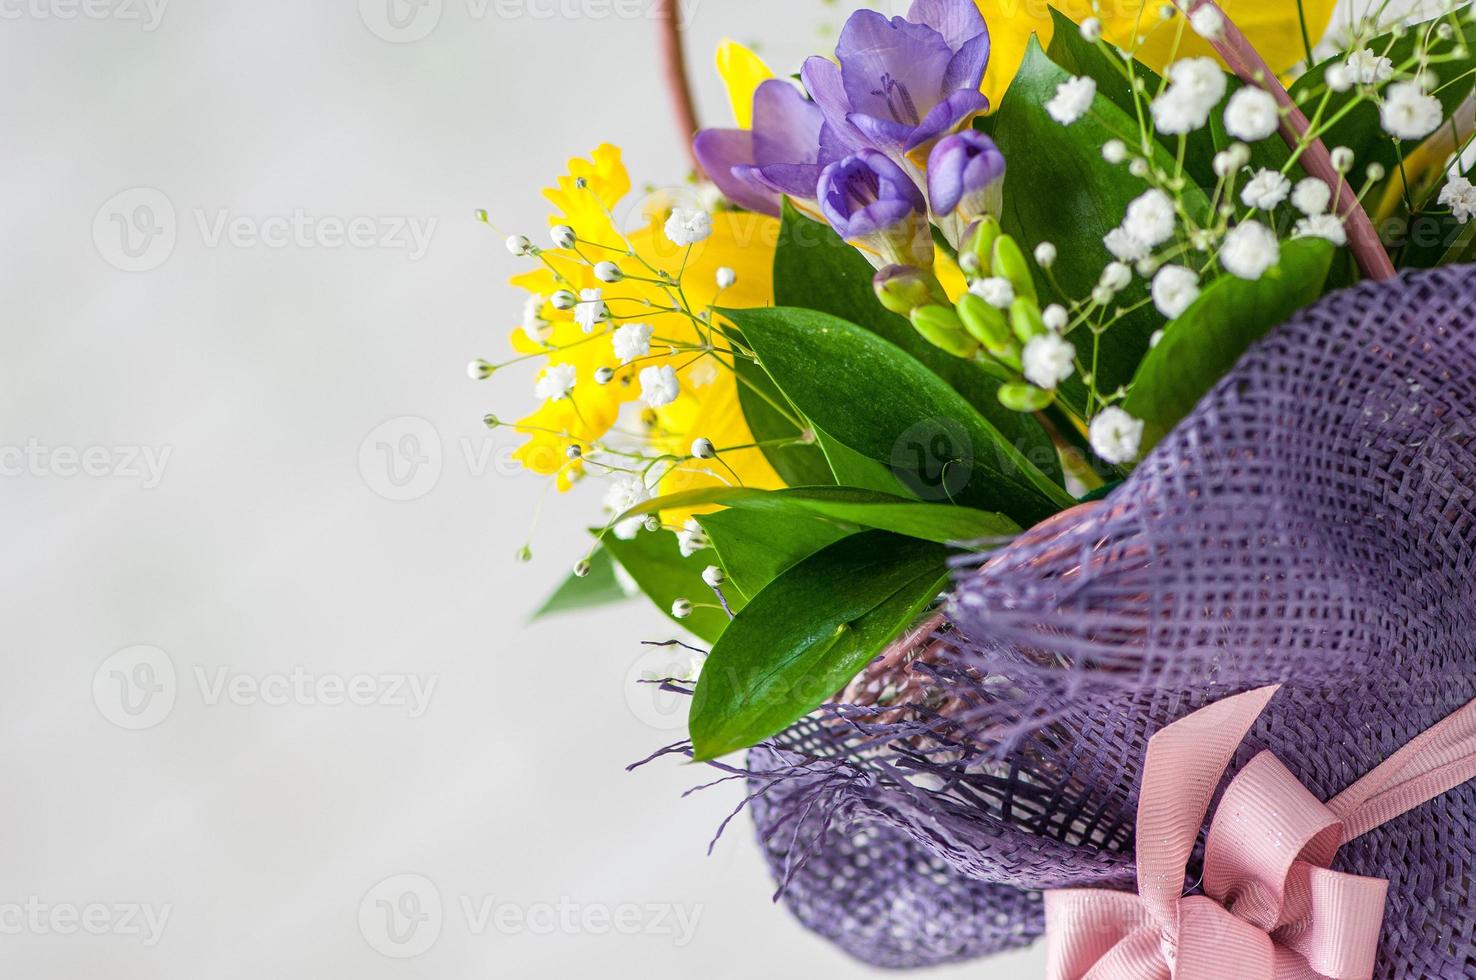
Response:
[[594, 261, 624, 283], [1080, 17, 1102, 41], [551, 290, 577, 310], [551, 225, 576, 249], [691, 438, 716, 460], [1103, 139, 1128, 164], [671, 598, 693, 619], [702, 565, 726, 588], [573, 559, 592, 578], [595, 367, 616, 385], [506, 235, 532, 256], [468, 359, 495, 381], [716, 267, 737, 289], [1330, 146, 1355, 173], [1034, 242, 1058, 268]]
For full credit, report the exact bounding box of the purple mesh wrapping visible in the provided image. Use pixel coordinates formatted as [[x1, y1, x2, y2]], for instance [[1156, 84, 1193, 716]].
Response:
[[745, 265, 1476, 978]]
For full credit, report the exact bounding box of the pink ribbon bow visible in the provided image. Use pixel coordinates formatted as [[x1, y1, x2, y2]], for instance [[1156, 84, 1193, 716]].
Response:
[[1046, 685, 1476, 979]]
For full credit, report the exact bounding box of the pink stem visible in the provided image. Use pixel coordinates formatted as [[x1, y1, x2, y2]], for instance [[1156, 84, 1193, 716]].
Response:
[[655, 0, 704, 179], [1179, 0, 1396, 280]]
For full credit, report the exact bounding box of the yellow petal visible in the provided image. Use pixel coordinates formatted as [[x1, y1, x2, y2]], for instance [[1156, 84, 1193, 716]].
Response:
[[716, 39, 774, 129]]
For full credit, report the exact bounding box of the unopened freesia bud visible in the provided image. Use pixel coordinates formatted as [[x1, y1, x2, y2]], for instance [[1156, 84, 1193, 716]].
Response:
[[874, 265, 942, 316], [926, 130, 1006, 222], [998, 381, 1055, 412], [910, 305, 979, 359]]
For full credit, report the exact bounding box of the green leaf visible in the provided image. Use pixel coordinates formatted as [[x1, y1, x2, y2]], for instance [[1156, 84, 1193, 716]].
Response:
[[697, 508, 856, 599], [622, 485, 1020, 545], [722, 306, 1074, 525], [815, 424, 917, 496], [991, 37, 1211, 396], [530, 547, 631, 621], [689, 531, 949, 760], [772, 201, 1063, 486], [1124, 239, 1335, 449], [731, 354, 836, 487], [601, 528, 741, 644]]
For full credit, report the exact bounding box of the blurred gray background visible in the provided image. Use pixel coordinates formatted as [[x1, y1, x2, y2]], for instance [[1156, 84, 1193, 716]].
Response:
[[2, 0, 1053, 976]]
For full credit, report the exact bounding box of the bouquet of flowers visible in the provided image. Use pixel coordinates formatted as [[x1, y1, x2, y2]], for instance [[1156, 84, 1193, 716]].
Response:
[[476, 0, 1476, 974]]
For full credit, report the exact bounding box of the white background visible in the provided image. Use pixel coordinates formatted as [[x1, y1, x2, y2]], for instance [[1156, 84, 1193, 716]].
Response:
[[1, 0, 1049, 976]]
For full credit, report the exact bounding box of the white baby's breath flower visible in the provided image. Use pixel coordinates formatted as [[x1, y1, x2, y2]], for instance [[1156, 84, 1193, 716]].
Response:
[[1213, 143, 1250, 178], [1293, 213, 1348, 245], [1440, 175, 1476, 223], [1151, 58, 1227, 135], [534, 363, 577, 401], [1151, 264, 1200, 319], [1043, 303, 1069, 332], [972, 276, 1016, 308], [1089, 407, 1145, 464], [1022, 333, 1077, 388], [574, 288, 606, 333], [716, 267, 737, 289], [1190, 4, 1224, 38], [1221, 221, 1281, 280], [1346, 48, 1394, 85], [1103, 139, 1128, 164], [594, 261, 624, 283], [1104, 227, 1151, 262], [1099, 261, 1132, 292], [1381, 81, 1443, 140], [1047, 75, 1097, 125], [677, 518, 708, 557], [664, 207, 712, 246], [1329, 146, 1355, 173], [1223, 87, 1280, 141], [605, 475, 653, 540], [639, 364, 680, 408], [1034, 241, 1058, 268], [550, 225, 576, 249], [1241, 168, 1291, 210], [506, 234, 532, 256], [1123, 189, 1177, 248], [612, 322, 653, 364], [1079, 16, 1102, 41], [521, 293, 550, 341], [1292, 177, 1333, 216], [1326, 63, 1354, 93]]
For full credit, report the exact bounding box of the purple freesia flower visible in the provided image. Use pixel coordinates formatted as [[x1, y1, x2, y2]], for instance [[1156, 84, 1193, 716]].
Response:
[[926, 129, 1005, 219], [818, 149, 931, 268], [693, 79, 838, 217], [803, 0, 991, 167]]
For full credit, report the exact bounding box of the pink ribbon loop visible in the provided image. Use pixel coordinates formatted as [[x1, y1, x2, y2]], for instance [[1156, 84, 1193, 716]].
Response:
[[1045, 686, 1476, 979]]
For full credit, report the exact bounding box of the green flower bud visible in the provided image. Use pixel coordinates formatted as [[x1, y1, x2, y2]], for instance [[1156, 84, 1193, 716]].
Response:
[[956, 293, 1013, 352], [873, 265, 943, 317], [962, 217, 1002, 277], [909, 305, 979, 359], [1009, 297, 1048, 344], [997, 382, 1056, 412], [990, 235, 1038, 305]]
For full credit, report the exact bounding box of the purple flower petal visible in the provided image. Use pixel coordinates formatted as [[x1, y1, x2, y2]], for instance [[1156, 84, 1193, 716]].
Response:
[[926, 130, 1005, 215], [942, 32, 991, 94], [817, 149, 926, 240], [904, 89, 990, 153], [907, 0, 987, 53], [693, 129, 781, 216], [847, 111, 914, 151], [836, 9, 953, 127], [750, 79, 824, 170], [750, 163, 826, 200]]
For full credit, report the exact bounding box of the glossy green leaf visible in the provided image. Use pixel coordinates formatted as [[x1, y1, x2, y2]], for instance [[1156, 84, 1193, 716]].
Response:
[[689, 531, 948, 760], [1124, 239, 1334, 449], [601, 528, 741, 644], [530, 546, 631, 621], [991, 37, 1211, 395], [731, 354, 835, 487], [697, 508, 856, 599], [771, 202, 1063, 486], [722, 306, 1073, 525], [622, 485, 1020, 545]]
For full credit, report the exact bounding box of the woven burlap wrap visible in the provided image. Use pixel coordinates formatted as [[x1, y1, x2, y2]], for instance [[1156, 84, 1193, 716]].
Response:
[[743, 265, 1476, 978]]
